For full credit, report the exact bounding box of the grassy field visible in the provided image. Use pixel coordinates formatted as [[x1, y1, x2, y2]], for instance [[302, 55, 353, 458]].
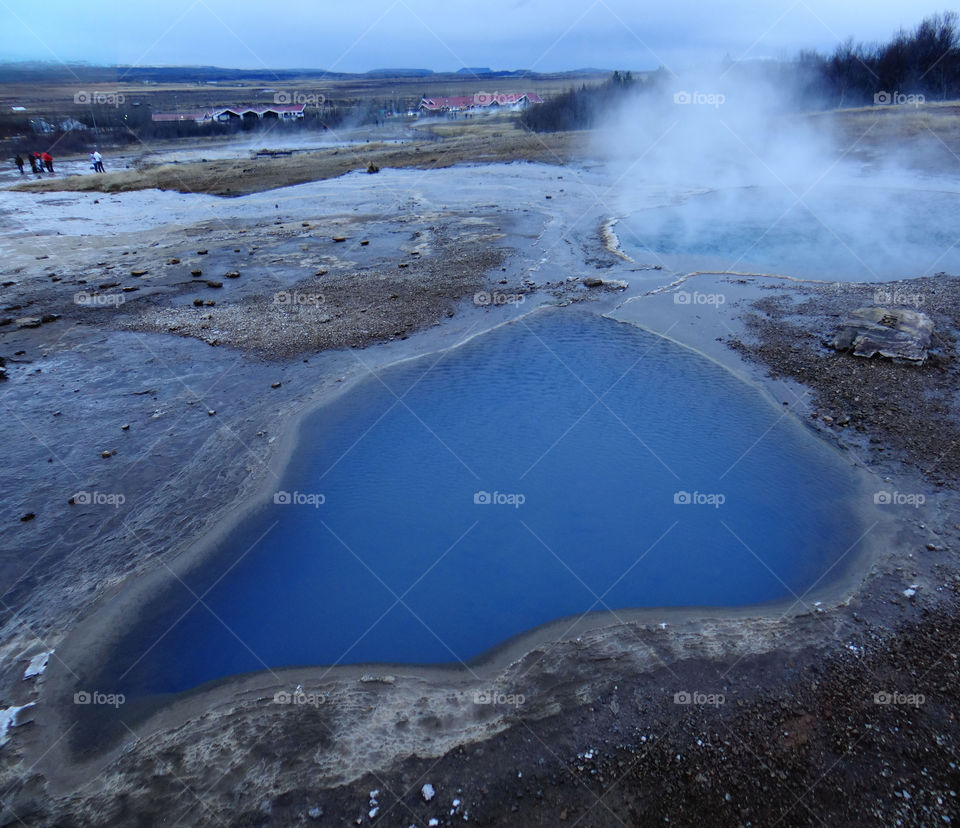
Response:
[[806, 101, 960, 166]]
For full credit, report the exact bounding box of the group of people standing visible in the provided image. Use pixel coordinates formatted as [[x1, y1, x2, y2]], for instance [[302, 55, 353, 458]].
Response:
[[14, 151, 53, 175], [12, 149, 105, 176]]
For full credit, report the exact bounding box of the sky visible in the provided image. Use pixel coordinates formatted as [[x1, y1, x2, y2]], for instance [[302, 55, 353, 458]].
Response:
[[0, 0, 943, 73]]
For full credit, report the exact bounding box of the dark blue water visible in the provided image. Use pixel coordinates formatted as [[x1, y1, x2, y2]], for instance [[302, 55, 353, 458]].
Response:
[[105, 310, 866, 696], [621, 185, 960, 280]]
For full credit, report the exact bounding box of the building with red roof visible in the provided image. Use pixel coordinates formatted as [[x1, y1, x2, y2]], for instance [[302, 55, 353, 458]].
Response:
[[418, 92, 543, 114], [152, 105, 306, 124]]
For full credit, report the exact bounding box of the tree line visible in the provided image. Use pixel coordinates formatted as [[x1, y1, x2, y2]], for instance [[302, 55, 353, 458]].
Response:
[[522, 12, 960, 132], [520, 70, 642, 132]]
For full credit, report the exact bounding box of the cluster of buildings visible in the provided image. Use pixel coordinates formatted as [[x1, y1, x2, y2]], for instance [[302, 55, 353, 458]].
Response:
[[148, 92, 543, 125], [417, 92, 543, 114], [151, 104, 307, 124]]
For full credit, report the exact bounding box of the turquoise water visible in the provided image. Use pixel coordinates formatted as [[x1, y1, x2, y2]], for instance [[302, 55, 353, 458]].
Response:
[[620, 185, 960, 280], [102, 310, 867, 697]]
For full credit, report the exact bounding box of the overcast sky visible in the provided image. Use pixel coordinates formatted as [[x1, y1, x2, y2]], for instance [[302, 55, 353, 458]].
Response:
[[0, 1, 942, 72]]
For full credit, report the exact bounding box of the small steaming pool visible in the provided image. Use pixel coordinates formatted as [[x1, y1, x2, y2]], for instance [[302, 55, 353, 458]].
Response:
[[620, 184, 960, 280], [98, 310, 871, 699]]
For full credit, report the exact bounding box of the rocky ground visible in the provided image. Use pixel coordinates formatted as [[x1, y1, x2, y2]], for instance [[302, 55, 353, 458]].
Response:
[[175, 604, 960, 827], [730, 275, 960, 487]]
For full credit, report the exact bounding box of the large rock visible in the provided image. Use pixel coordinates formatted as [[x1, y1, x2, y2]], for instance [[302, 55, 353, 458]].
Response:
[[831, 306, 934, 364]]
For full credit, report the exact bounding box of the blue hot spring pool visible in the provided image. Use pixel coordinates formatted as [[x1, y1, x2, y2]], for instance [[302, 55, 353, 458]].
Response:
[[103, 310, 869, 697], [620, 184, 960, 280]]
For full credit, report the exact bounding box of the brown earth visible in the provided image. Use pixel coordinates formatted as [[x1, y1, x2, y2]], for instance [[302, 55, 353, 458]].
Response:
[[730, 275, 960, 487]]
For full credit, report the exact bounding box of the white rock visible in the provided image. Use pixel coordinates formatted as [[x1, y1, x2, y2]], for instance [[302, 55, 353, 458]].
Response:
[[23, 650, 53, 679], [421, 784, 435, 802], [0, 703, 35, 747]]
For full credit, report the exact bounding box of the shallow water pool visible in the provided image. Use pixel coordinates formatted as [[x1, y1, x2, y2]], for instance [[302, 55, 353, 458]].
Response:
[[619, 184, 960, 280], [102, 310, 869, 697]]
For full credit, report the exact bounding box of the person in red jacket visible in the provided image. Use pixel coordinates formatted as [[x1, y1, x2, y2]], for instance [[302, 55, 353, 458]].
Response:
[[41, 152, 53, 173]]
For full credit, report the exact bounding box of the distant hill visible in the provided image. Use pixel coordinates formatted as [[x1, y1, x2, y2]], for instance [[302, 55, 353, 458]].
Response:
[[364, 69, 435, 78], [0, 63, 358, 83], [455, 68, 616, 78], [0, 61, 617, 86]]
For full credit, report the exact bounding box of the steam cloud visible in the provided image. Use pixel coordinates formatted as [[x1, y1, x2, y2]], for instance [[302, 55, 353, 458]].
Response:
[[594, 68, 960, 281]]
